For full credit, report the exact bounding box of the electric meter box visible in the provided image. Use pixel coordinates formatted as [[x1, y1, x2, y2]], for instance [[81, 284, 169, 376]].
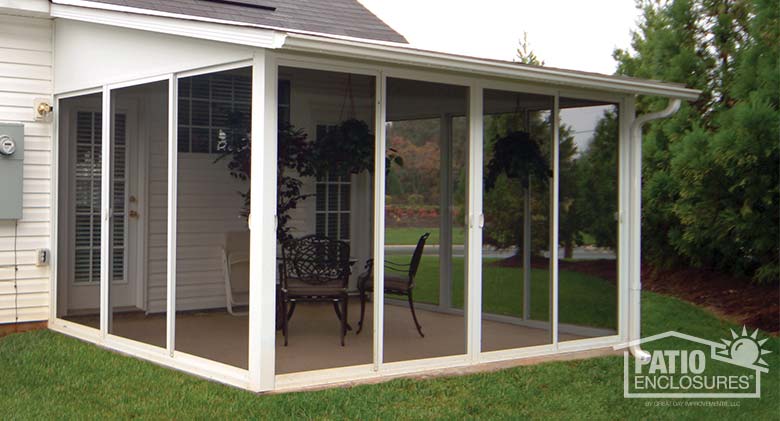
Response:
[[0, 123, 24, 220]]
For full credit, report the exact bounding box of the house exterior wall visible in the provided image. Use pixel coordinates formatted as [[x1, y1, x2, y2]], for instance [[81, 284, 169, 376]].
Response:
[[145, 67, 375, 312], [0, 11, 53, 324], [147, 135, 249, 313], [53, 19, 256, 95]]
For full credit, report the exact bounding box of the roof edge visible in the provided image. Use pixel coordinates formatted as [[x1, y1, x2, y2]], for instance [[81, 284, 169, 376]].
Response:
[[50, 0, 701, 100], [282, 33, 701, 101], [51, 0, 410, 46], [51, 2, 285, 48]]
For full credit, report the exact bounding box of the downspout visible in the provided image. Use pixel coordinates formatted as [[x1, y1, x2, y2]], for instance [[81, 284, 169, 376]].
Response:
[[628, 98, 681, 361]]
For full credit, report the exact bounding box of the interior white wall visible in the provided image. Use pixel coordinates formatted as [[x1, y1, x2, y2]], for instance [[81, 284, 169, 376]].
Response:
[[145, 96, 248, 313], [53, 19, 254, 95]]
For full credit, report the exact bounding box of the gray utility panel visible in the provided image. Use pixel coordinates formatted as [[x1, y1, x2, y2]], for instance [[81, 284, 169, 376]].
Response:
[[0, 123, 24, 220]]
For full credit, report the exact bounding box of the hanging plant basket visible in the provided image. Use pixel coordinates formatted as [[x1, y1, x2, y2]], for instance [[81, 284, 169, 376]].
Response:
[[484, 130, 549, 191], [314, 118, 375, 177]]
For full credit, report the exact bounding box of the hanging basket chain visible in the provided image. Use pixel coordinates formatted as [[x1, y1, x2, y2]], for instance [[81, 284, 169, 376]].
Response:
[[338, 74, 356, 121]]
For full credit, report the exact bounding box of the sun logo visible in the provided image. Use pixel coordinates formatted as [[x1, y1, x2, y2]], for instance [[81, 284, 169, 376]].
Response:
[[717, 326, 771, 370]]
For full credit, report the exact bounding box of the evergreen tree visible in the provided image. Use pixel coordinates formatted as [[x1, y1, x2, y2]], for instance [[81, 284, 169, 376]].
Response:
[[574, 110, 620, 250], [613, 0, 779, 282]]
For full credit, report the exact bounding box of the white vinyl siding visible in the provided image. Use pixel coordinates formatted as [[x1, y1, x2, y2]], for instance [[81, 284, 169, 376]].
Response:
[[146, 91, 249, 313], [0, 13, 52, 324]]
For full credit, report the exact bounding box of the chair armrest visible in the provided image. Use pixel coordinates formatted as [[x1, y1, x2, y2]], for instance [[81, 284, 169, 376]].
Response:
[[384, 260, 410, 270]]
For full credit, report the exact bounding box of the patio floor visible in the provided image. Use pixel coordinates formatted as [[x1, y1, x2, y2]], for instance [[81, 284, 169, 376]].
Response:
[[65, 302, 585, 374]]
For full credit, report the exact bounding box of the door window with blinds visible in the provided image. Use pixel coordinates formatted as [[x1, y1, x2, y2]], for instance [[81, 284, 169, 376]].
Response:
[[315, 125, 351, 242], [73, 111, 126, 284]]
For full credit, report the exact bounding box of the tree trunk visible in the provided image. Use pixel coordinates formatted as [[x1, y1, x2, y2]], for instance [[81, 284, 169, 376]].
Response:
[[564, 241, 574, 259]]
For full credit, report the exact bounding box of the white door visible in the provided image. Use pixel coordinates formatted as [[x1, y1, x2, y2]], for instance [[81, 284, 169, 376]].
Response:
[[67, 108, 138, 311]]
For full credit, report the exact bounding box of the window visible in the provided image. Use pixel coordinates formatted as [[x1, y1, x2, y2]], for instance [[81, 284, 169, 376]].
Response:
[[278, 79, 291, 125], [177, 72, 252, 153], [73, 111, 126, 283], [315, 125, 351, 242]]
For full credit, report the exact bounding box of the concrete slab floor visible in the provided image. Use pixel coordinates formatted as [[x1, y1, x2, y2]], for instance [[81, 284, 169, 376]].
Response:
[[64, 302, 596, 375]]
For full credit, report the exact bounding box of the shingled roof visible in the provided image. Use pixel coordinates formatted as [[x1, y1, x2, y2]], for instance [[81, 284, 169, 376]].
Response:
[[78, 0, 408, 43]]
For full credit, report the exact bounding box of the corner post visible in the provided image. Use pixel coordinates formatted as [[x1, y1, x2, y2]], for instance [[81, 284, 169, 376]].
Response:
[[248, 49, 278, 392]]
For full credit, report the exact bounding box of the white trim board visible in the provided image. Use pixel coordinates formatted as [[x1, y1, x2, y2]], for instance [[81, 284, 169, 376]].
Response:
[[50, 2, 284, 49]]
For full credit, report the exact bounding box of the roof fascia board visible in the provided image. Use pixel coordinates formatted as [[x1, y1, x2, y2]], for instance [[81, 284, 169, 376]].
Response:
[[282, 34, 701, 101], [0, 0, 50, 17], [50, 2, 285, 49], [51, 0, 408, 47]]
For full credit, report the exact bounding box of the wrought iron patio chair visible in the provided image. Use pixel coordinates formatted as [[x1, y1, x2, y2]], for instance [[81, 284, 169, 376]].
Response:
[[221, 231, 249, 316], [279, 235, 352, 346], [356, 232, 430, 337]]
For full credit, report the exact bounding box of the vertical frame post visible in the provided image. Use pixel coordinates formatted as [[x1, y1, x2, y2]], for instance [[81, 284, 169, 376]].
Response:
[[373, 73, 386, 372], [99, 86, 111, 337], [522, 110, 531, 320], [466, 84, 483, 361], [166, 74, 178, 356], [248, 49, 278, 392], [550, 94, 560, 349], [626, 95, 641, 344], [438, 114, 453, 310], [617, 96, 633, 341]]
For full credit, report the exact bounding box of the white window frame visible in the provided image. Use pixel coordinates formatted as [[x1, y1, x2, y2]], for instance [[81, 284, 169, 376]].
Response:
[[176, 71, 252, 154], [314, 167, 352, 242]]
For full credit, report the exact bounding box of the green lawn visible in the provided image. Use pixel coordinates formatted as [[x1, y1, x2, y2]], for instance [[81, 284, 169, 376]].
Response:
[[385, 227, 465, 245], [1, 291, 777, 419], [389, 255, 617, 329]]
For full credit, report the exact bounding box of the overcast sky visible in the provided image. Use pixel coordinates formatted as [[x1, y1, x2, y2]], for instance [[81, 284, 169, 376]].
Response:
[[359, 0, 642, 75], [359, 0, 641, 151]]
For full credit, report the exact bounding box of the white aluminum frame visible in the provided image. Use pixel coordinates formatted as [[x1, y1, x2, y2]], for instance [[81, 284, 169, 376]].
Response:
[[248, 50, 278, 391], [551, 94, 560, 349], [50, 63, 258, 391], [49, 46, 638, 393]]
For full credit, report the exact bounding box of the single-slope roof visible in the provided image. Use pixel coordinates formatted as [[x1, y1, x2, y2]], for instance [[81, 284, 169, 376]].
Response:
[[72, 0, 408, 43]]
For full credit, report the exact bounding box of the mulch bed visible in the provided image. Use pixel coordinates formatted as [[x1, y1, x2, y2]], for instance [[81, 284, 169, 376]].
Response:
[[641, 266, 779, 335], [492, 255, 779, 335]]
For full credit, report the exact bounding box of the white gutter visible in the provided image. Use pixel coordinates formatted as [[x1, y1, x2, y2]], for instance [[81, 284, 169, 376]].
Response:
[[627, 98, 682, 361]]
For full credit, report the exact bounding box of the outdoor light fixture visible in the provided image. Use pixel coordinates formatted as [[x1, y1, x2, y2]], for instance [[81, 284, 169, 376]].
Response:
[[34, 98, 53, 121]]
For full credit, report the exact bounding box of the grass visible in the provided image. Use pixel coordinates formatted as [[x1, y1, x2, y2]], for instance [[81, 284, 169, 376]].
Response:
[[389, 255, 617, 329], [1, 291, 777, 419], [385, 227, 465, 245]]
